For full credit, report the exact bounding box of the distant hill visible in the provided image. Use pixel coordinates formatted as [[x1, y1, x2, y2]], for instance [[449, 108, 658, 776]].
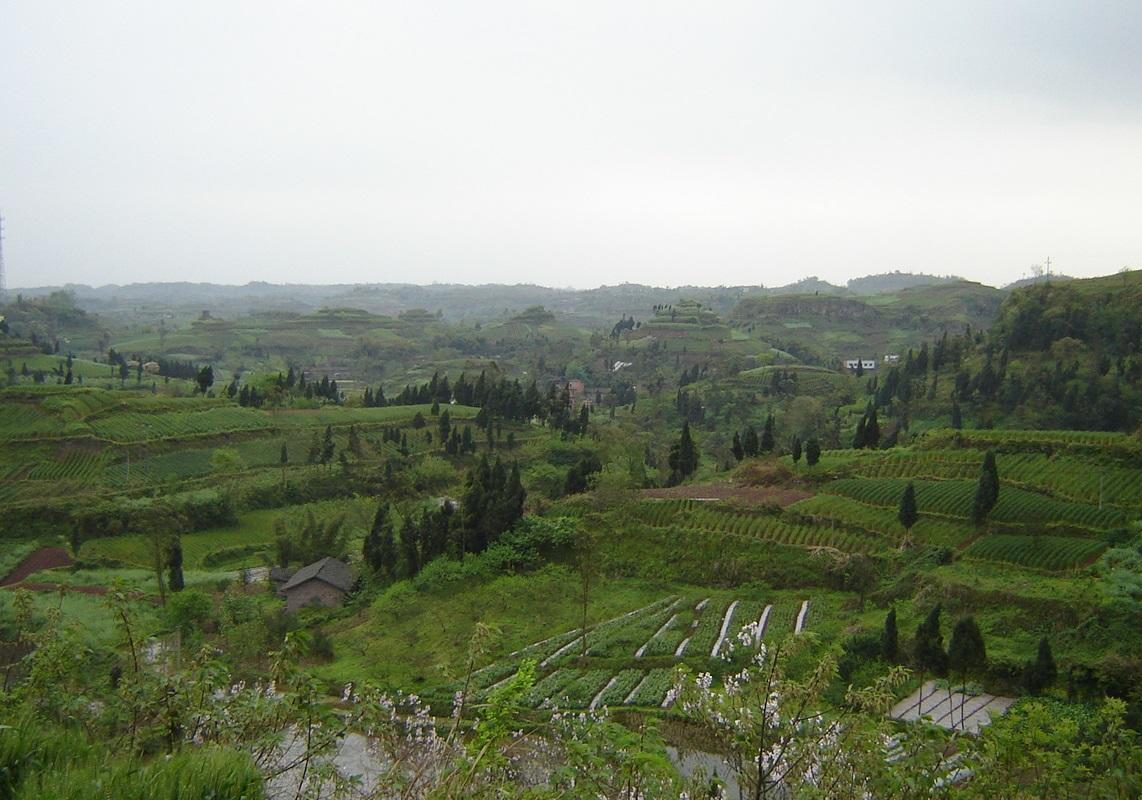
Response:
[[847, 271, 961, 294], [765, 276, 846, 296], [1003, 273, 1075, 290], [731, 280, 1004, 365]]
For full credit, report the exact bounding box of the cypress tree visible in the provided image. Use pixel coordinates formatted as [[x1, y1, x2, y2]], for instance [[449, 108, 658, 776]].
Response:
[[948, 616, 987, 729], [912, 604, 947, 717], [668, 422, 699, 483], [951, 400, 962, 430], [805, 438, 821, 466], [167, 538, 184, 592], [364, 502, 397, 577], [972, 450, 999, 527], [852, 415, 867, 449], [321, 425, 335, 467], [865, 406, 880, 448], [760, 414, 775, 453], [790, 435, 802, 464], [743, 425, 759, 458], [731, 432, 744, 462], [399, 515, 420, 577], [898, 481, 919, 535], [1023, 637, 1057, 695], [881, 607, 898, 661]]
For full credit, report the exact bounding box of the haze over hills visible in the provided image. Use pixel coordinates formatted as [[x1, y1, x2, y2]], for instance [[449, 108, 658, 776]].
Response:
[[9, 270, 1016, 321]]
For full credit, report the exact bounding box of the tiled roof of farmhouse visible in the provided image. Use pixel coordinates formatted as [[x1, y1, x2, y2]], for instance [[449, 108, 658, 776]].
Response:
[[281, 557, 353, 593]]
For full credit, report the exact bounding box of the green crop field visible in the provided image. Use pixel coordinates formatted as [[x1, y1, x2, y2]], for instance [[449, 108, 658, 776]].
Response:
[[962, 534, 1108, 571], [80, 508, 285, 568], [788, 493, 971, 548], [823, 477, 1124, 531], [801, 447, 1142, 510], [638, 499, 888, 553]]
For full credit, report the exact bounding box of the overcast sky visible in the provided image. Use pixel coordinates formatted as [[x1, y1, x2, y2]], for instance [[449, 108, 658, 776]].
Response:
[[2, 1, 1140, 290]]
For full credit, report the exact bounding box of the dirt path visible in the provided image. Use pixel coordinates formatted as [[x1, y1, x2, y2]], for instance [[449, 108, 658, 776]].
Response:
[[0, 547, 73, 586]]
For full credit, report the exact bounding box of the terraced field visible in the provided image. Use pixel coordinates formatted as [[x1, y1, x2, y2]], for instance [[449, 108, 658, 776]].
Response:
[[962, 534, 1107, 571], [639, 499, 887, 554], [788, 494, 970, 548], [805, 448, 1142, 510], [823, 478, 1123, 531], [466, 593, 811, 711]]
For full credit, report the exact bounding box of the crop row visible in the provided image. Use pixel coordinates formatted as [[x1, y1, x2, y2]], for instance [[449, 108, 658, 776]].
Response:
[[26, 450, 110, 481], [915, 427, 1141, 461], [521, 669, 574, 708], [641, 501, 885, 554], [963, 534, 1108, 571], [590, 669, 644, 709], [543, 596, 680, 667], [808, 449, 1141, 510], [548, 669, 614, 709], [521, 666, 679, 710], [625, 669, 675, 707], [787, 494, 970, 548], [87, 407, 275, 443], [636, 610, 695, 658], [823, 478, 1123, 531], [0, 403, 65, 439], [679, 598, 732, 658], [585, 602, 681, 658]]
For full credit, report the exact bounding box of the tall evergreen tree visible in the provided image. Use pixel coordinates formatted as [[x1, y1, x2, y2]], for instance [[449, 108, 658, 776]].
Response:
[[668, 422, 699, 484], [950, 400, 963, 430], [805, 437, 821, 466], [948, 616, 987, 729], [279, 442, 289, 486], [760, 414, 775, 453], [364, 502, 397, 577], [852, 415, 868, 449], [1023, 637, 1057, 695], [731, 432, 744, 462], [399, 515, 420, 577], [972, 450, 1000, 527], [881, 607, 898, 662], [790, 435, 802, 464], [743, 425, 759, 458], [320, 425, 335, 467], [898, 481, 919, 536], [865, 406, 880, 448], [912, 605, 947, 717], [167, 538, 184, 592]]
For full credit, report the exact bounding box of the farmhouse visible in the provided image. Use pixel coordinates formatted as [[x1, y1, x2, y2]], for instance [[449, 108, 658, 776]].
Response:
[[281, 557, 353, 613], [843, 359, 878, 371]]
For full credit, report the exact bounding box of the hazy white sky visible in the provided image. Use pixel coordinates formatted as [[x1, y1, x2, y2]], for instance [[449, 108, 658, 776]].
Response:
[[2, 1, 1140, 289]]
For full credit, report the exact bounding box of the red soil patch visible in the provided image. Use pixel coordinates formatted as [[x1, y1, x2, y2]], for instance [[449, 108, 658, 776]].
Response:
[[0, 547, 73, 587], [642, 484, 812, 507], [1, 547, 158, 603]]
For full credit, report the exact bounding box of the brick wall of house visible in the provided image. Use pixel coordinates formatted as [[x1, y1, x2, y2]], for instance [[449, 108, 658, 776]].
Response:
[[285, 580, 345, 613]]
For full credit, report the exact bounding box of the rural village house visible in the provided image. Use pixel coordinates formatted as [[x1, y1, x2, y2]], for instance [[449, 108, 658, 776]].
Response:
[[281, 557, 353, 613]]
